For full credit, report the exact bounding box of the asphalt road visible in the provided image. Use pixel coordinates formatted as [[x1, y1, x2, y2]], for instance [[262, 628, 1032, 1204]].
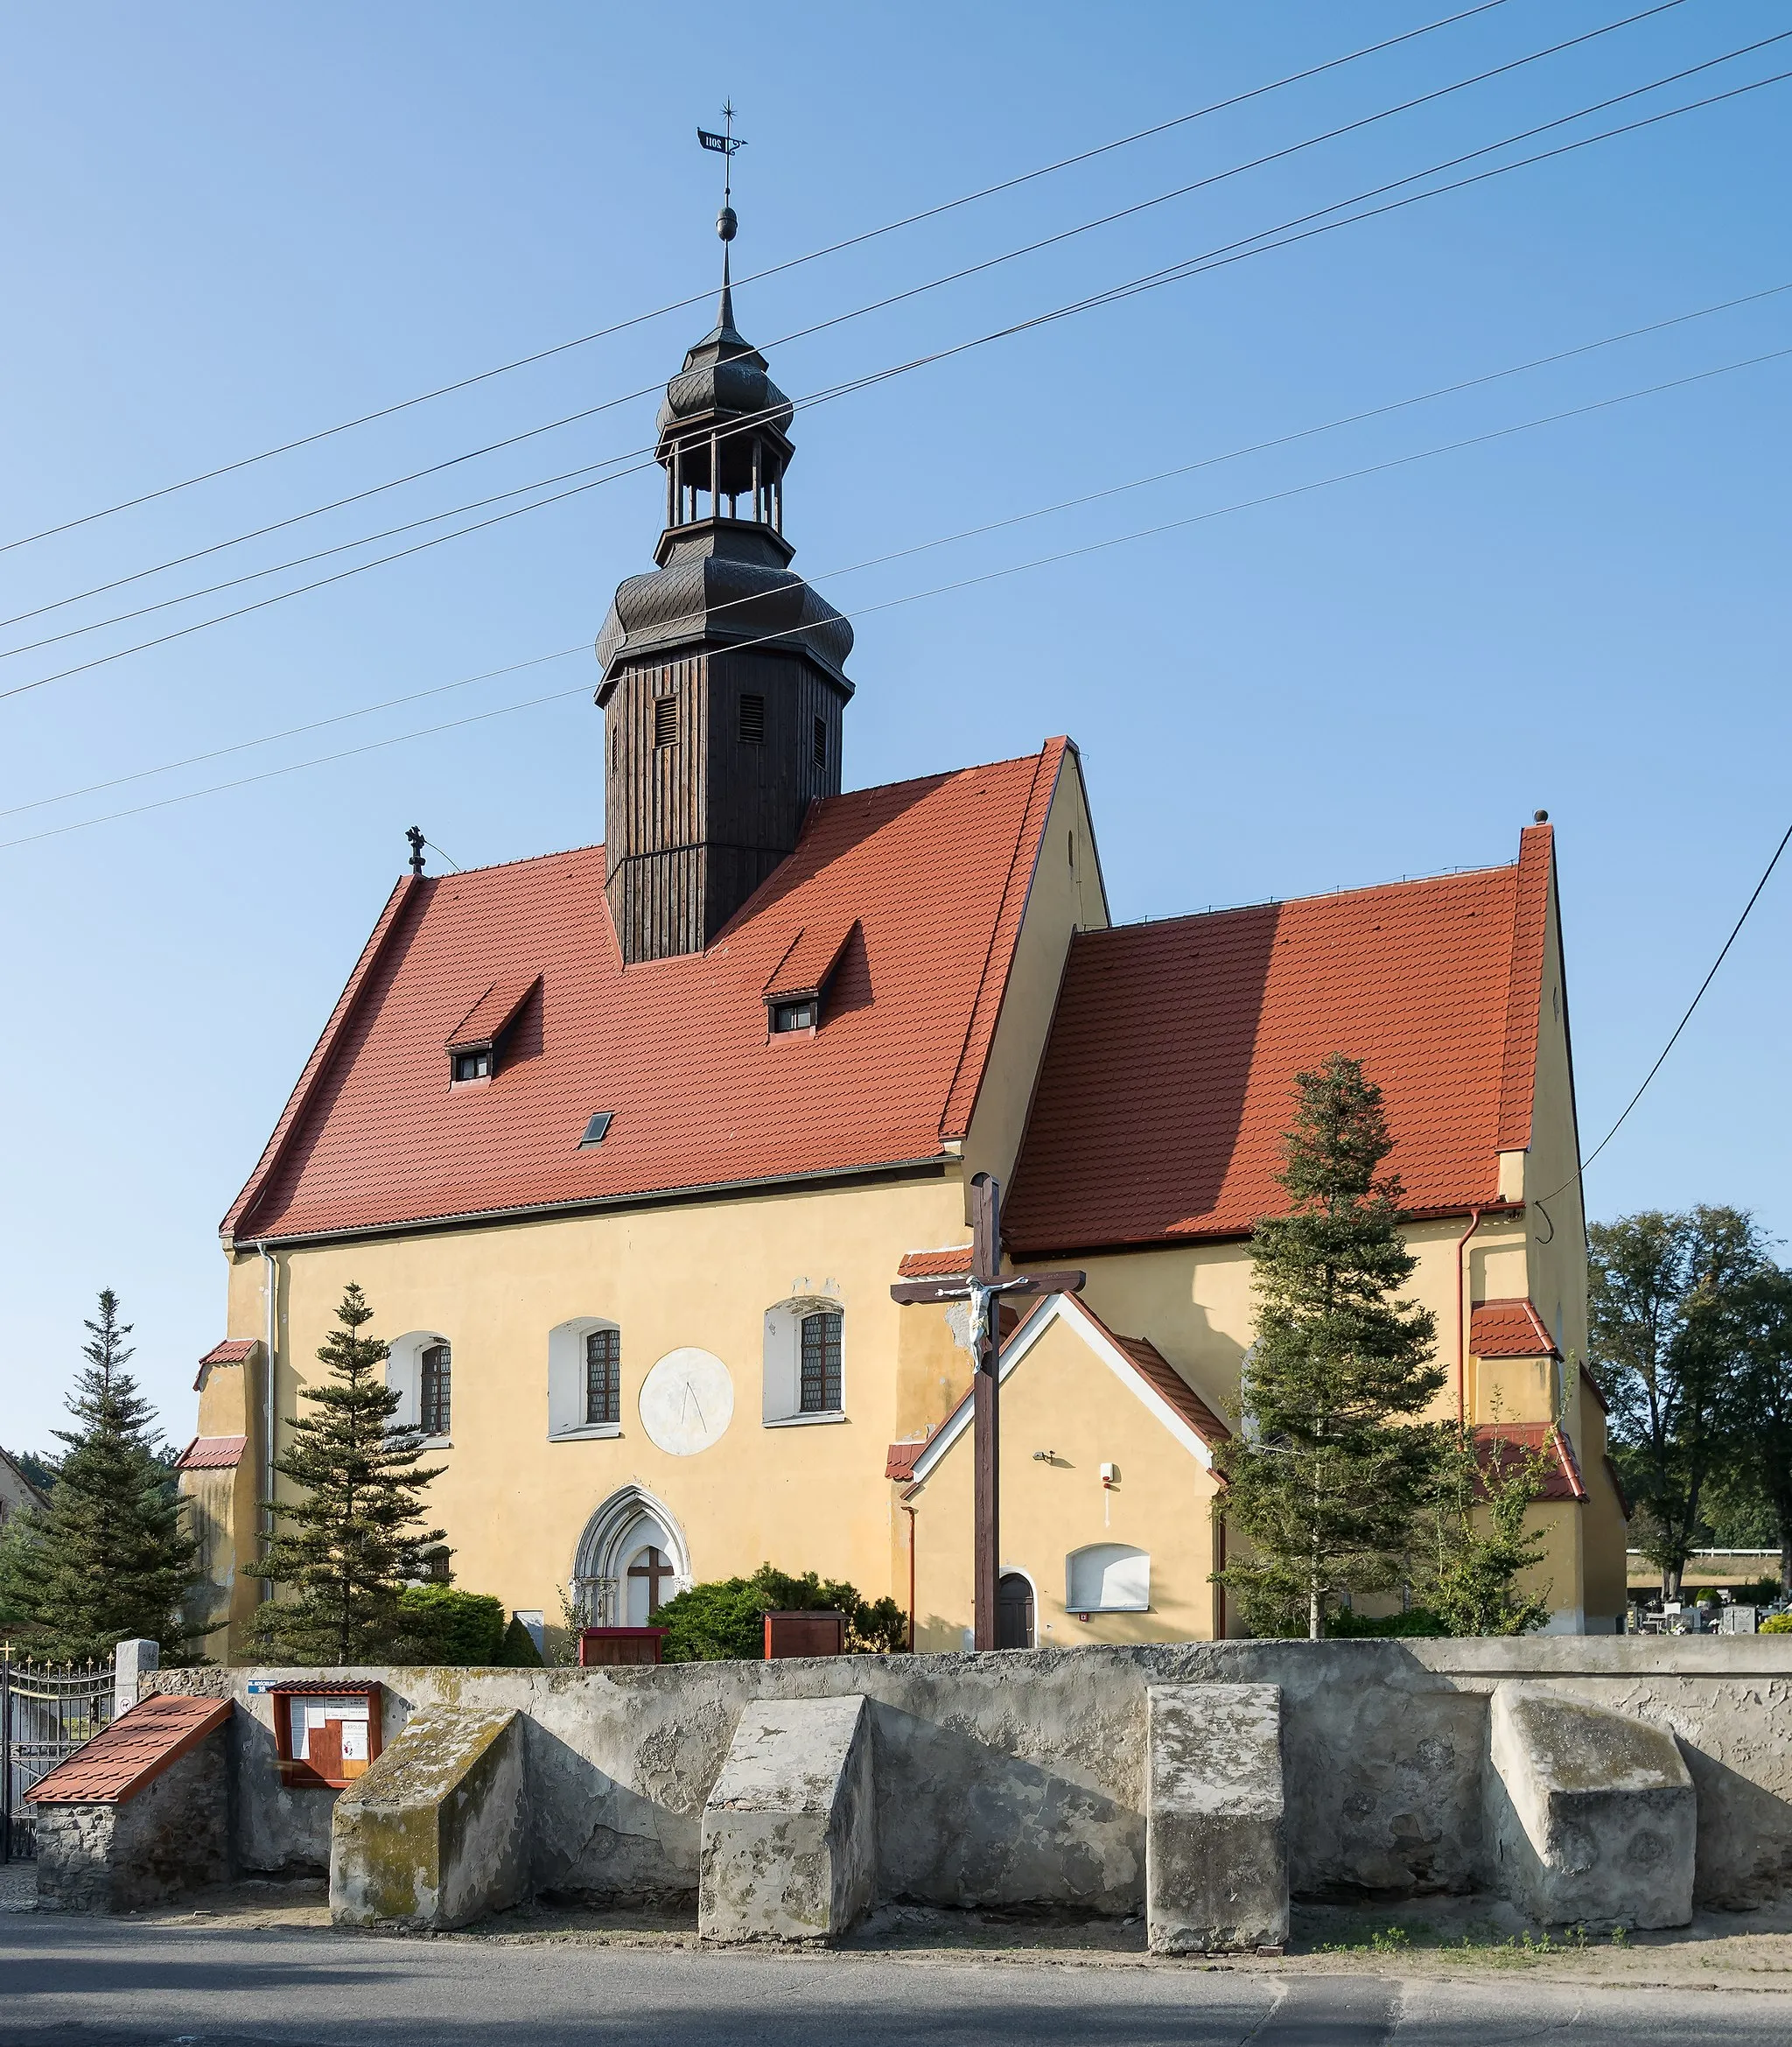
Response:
[[4, 1919, 1791, 2046]]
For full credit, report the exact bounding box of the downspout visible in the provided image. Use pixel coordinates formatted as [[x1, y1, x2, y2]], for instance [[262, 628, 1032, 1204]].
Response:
[[901, 1502, 918, 1652], [1455, 1209, 1484, 1431], [257, 1240, 276, 1597]]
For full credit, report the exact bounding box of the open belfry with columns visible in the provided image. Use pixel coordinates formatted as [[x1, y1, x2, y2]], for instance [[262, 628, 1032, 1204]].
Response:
[[177, 199, 1627, 1665]]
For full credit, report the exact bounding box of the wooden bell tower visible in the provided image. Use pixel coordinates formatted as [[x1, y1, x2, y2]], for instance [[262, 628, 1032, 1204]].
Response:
[[594, 193, 853, 964]]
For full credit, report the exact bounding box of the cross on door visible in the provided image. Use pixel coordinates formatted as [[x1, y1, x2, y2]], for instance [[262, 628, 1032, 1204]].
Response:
[[628, 1546, 675, 1615], [890, 1174, 1084, 1651]]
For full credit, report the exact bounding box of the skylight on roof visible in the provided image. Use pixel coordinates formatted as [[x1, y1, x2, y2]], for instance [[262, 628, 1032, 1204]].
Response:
[[578, 1112, 614, 1149]]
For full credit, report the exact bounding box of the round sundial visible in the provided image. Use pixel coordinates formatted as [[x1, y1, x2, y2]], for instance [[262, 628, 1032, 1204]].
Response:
[[638, 1348, 734, 1456]]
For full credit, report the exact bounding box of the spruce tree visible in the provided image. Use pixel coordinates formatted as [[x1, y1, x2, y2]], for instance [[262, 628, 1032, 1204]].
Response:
[[252, 1283, 447, 1665], [0, 1291, 197, 1661], [1214, 1055, 1445, 1639], [1419, 1416, 1551, 1636]]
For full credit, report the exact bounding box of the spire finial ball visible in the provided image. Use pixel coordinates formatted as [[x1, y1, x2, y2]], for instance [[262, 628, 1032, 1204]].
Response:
[[1533, 809, 1549, 824], [718, 205, 738, 242]]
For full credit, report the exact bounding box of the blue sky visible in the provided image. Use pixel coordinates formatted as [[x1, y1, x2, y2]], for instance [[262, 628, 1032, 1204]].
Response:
[[2, 1, 1787, 1454]]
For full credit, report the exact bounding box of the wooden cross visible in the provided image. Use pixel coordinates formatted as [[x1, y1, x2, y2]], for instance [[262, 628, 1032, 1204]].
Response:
[[628, 1546, 675, 1616], [891, 1173, 1084, 1651]]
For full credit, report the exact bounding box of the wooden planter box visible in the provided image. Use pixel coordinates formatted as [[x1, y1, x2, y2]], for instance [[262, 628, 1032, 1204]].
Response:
[[578, 1627, 668, 1667], [764, 1610, 847, 1659]]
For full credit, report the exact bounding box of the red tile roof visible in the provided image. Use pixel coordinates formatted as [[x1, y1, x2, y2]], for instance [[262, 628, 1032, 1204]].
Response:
[[1470, 1298, 1558, 1359], [1005, 826, 1554, 1255], [447, 973, 541, 1053], [1473, 1422, 1588, 1504], [174, 1434, 247, 1470], [26, 1694, 231, 1805], [1107, 1331, 1232, 1450], [225, 744, 1072, 1243], [897, 1246, 976, 1279], [193, 1338, 257, 1390], [765, 919, 858, 1003], [886, 1434, 933, 1481]]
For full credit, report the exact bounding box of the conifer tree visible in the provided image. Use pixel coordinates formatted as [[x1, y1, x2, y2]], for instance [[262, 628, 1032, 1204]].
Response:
[[1419, 1416, 1551, 1636], [252, 1283, 447, 1665], [0, 1291, 197, 1661], [1214, 1055, 1444, 1639]]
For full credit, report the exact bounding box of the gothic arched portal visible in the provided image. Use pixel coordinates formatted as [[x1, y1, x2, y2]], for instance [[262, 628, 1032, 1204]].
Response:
[[572, 1486, 692, 1627]]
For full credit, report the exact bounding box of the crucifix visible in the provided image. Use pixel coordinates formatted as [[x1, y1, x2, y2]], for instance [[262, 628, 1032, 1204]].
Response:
[[628, 1546, 675, 1616], [891, 1173, 1085, 1650]]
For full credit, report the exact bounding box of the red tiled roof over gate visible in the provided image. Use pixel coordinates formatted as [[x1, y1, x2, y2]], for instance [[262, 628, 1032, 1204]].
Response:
[[25, 1694, 232, 1805], [1470, 1298, 1558, 1358], [1005, 826, 1553, 1255], [225, 744, 1069, 1243]]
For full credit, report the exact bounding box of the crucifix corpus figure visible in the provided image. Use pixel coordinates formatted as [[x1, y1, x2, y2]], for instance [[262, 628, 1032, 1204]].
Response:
[[891, 1173, 1084, 1650]]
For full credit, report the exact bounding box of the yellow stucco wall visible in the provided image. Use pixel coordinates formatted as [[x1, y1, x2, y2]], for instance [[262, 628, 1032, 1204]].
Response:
[[904, 1308, 1223, 1651], [225, 1170, 970, 1649], [959, 753, 1108, 1207]]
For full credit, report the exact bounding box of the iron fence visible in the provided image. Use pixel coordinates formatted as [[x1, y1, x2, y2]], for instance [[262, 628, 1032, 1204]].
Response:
[[1, 1650, 114, 1861]]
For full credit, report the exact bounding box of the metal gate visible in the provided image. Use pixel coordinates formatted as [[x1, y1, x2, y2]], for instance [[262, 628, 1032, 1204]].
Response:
[[2, 1651, 114, 1861]]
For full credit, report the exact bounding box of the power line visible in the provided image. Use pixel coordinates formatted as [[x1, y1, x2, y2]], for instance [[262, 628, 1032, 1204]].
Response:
[[1543, 821, 1792, 1210], [0, 0, 1520, 557], [11, 278, 1784, 826], [4, 337, 1784, 853], [5, 43, 1782, 706], [0, 0, 1694, 642]]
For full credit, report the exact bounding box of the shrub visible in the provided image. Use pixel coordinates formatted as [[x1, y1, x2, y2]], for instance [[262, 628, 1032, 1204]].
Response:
[[1761, 1613, 1792, 1635], [1738, 1574, 1783, 1607], [1324, 1607, 1450, 1638], [395, 1585, 507, 1664], [498, 1612, 545, 1666], [654, 1562, 906, 1662]]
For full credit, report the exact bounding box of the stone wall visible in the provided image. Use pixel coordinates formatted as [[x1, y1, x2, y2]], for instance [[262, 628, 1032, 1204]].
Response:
[[146, 1637, 1792, 1917]]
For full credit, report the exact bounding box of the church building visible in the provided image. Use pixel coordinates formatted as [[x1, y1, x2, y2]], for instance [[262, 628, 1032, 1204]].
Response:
[[178, 218, 1628, 1658]]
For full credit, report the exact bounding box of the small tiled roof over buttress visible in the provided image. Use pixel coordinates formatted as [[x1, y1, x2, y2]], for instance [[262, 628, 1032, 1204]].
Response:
[[1004, 824, 1554, 1255], [225, 743, 1071, 1242], [1470, 1298, 1558, 1358]]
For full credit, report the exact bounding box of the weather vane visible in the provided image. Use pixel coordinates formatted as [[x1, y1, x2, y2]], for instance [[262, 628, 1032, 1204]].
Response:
[[696, 100, 746, 245]]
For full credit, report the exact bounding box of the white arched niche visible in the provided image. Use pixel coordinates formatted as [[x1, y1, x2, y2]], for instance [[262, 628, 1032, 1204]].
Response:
[[547, 1314, 622, 1440], [762, 1294, 846, 1426], [385, 1328, 452, 1441], [1066, 1543, 1150, 1615], [572, 1485, 692, 1627]]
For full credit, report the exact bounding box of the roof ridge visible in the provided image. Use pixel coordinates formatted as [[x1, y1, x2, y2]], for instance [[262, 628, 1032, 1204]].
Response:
[[1086, 859, 1523, 940], [1496, 823, 1553, 1151]]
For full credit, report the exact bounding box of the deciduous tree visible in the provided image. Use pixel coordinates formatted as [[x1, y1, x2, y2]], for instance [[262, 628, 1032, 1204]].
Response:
[[1590, 1207, 1764, 1600]]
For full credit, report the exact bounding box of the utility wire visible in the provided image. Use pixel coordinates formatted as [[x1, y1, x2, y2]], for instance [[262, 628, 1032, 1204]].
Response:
[[0, 0, 1693, 642], [0, 0, 1520, 557], [1541, 820, 1792, 1209], [4, 45, 1782, 705], [4, 337, 1785, 853], [11, 278, 1783, 825]]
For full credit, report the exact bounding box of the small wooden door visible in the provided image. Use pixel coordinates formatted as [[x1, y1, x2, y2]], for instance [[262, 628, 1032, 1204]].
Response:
[[997, 1573, 1034, 1650]]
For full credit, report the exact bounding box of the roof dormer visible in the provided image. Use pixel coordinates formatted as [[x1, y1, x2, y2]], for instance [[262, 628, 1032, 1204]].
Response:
[[446, 974, 540, 1087]]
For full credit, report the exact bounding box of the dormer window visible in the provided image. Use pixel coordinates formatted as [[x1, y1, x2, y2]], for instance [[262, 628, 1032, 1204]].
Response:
[[445, 974, 540, 1088], [763, 919, 857, 1041]]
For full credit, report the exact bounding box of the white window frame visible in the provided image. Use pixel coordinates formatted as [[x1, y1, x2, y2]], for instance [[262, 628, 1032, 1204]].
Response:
[[548, 1316, 623, 1441], [385, 1329, 452, 1445], [1066, 1542, 1151, 1614], [762, 1296, 847, 1427]]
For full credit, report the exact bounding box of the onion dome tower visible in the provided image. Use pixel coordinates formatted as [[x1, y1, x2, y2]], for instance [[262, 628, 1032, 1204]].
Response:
[[595, 196, 854, 964]]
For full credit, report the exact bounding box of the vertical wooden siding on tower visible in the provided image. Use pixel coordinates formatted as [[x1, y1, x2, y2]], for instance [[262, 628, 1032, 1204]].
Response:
[[605, 650, 845, 961]]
